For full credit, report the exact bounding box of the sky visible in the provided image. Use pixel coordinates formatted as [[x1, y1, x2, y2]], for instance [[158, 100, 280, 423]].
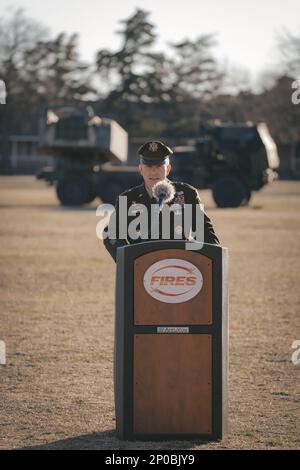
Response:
[[1, 0, 300, 88]]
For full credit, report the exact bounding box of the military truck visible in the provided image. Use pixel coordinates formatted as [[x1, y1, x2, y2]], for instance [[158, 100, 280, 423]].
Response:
[[37, 105, 141, 205], [37, 107, 279, 208], [171, 120, 279, 207]]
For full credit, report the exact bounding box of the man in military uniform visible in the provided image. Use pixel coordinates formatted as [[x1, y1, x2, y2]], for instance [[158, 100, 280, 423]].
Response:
[[103, 141, 219, 262]]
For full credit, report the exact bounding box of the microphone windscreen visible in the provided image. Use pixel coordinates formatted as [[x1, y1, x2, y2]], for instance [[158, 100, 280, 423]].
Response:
[[152, 180, 175, 204]]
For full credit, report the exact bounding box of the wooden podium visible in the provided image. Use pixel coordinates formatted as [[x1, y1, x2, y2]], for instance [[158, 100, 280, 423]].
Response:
[[114, 240, 228, 440]]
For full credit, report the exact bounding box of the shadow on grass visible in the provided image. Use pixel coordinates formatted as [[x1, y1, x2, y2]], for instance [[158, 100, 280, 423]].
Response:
[[20, 429, 214, 450]]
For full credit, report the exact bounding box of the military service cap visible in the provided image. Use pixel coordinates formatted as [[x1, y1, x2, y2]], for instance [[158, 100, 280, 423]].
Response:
[[138, 140, 173, 165]]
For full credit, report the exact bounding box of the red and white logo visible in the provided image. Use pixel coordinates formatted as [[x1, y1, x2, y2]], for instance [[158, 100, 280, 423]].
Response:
[[143, 258, 203, 304]]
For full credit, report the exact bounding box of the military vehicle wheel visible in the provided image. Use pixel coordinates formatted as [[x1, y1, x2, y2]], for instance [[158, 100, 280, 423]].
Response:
[[85, 184, 96, 204], [242, 186, 251, 206], [56, 175, 91, 206], [212, 176, 249, 208], [96, 177, 126, 205]]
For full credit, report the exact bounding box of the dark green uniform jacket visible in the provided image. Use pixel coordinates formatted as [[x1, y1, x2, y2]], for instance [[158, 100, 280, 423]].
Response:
[[103, 180, 219, 262]]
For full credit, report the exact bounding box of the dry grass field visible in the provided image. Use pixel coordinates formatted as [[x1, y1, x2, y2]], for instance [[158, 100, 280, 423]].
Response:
[[0, 176, 299, 450]]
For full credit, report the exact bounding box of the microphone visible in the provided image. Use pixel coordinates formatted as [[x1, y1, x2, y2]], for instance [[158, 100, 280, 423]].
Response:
[[152, 180, 175, 211]]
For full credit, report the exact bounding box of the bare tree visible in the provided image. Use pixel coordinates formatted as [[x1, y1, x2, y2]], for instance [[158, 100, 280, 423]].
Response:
[[0, 8, 48, 101], [219, 62, 252, 95], [0, 8, 48, 173], [276, 28, 300, 78], [22, 32, 95, 104], [0, 9, 96, 173]]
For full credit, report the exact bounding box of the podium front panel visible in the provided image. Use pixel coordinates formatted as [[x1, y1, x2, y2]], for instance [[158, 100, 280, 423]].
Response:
[[134, 249, 212, 325], [133, 334, 212, 434]]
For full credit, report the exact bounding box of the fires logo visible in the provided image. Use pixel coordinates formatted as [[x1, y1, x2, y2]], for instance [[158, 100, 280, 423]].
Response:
[[143, 258, 203, 304]]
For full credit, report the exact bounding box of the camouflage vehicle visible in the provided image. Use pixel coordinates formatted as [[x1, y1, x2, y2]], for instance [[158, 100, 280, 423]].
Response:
[[38, 108, 279, 208]]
